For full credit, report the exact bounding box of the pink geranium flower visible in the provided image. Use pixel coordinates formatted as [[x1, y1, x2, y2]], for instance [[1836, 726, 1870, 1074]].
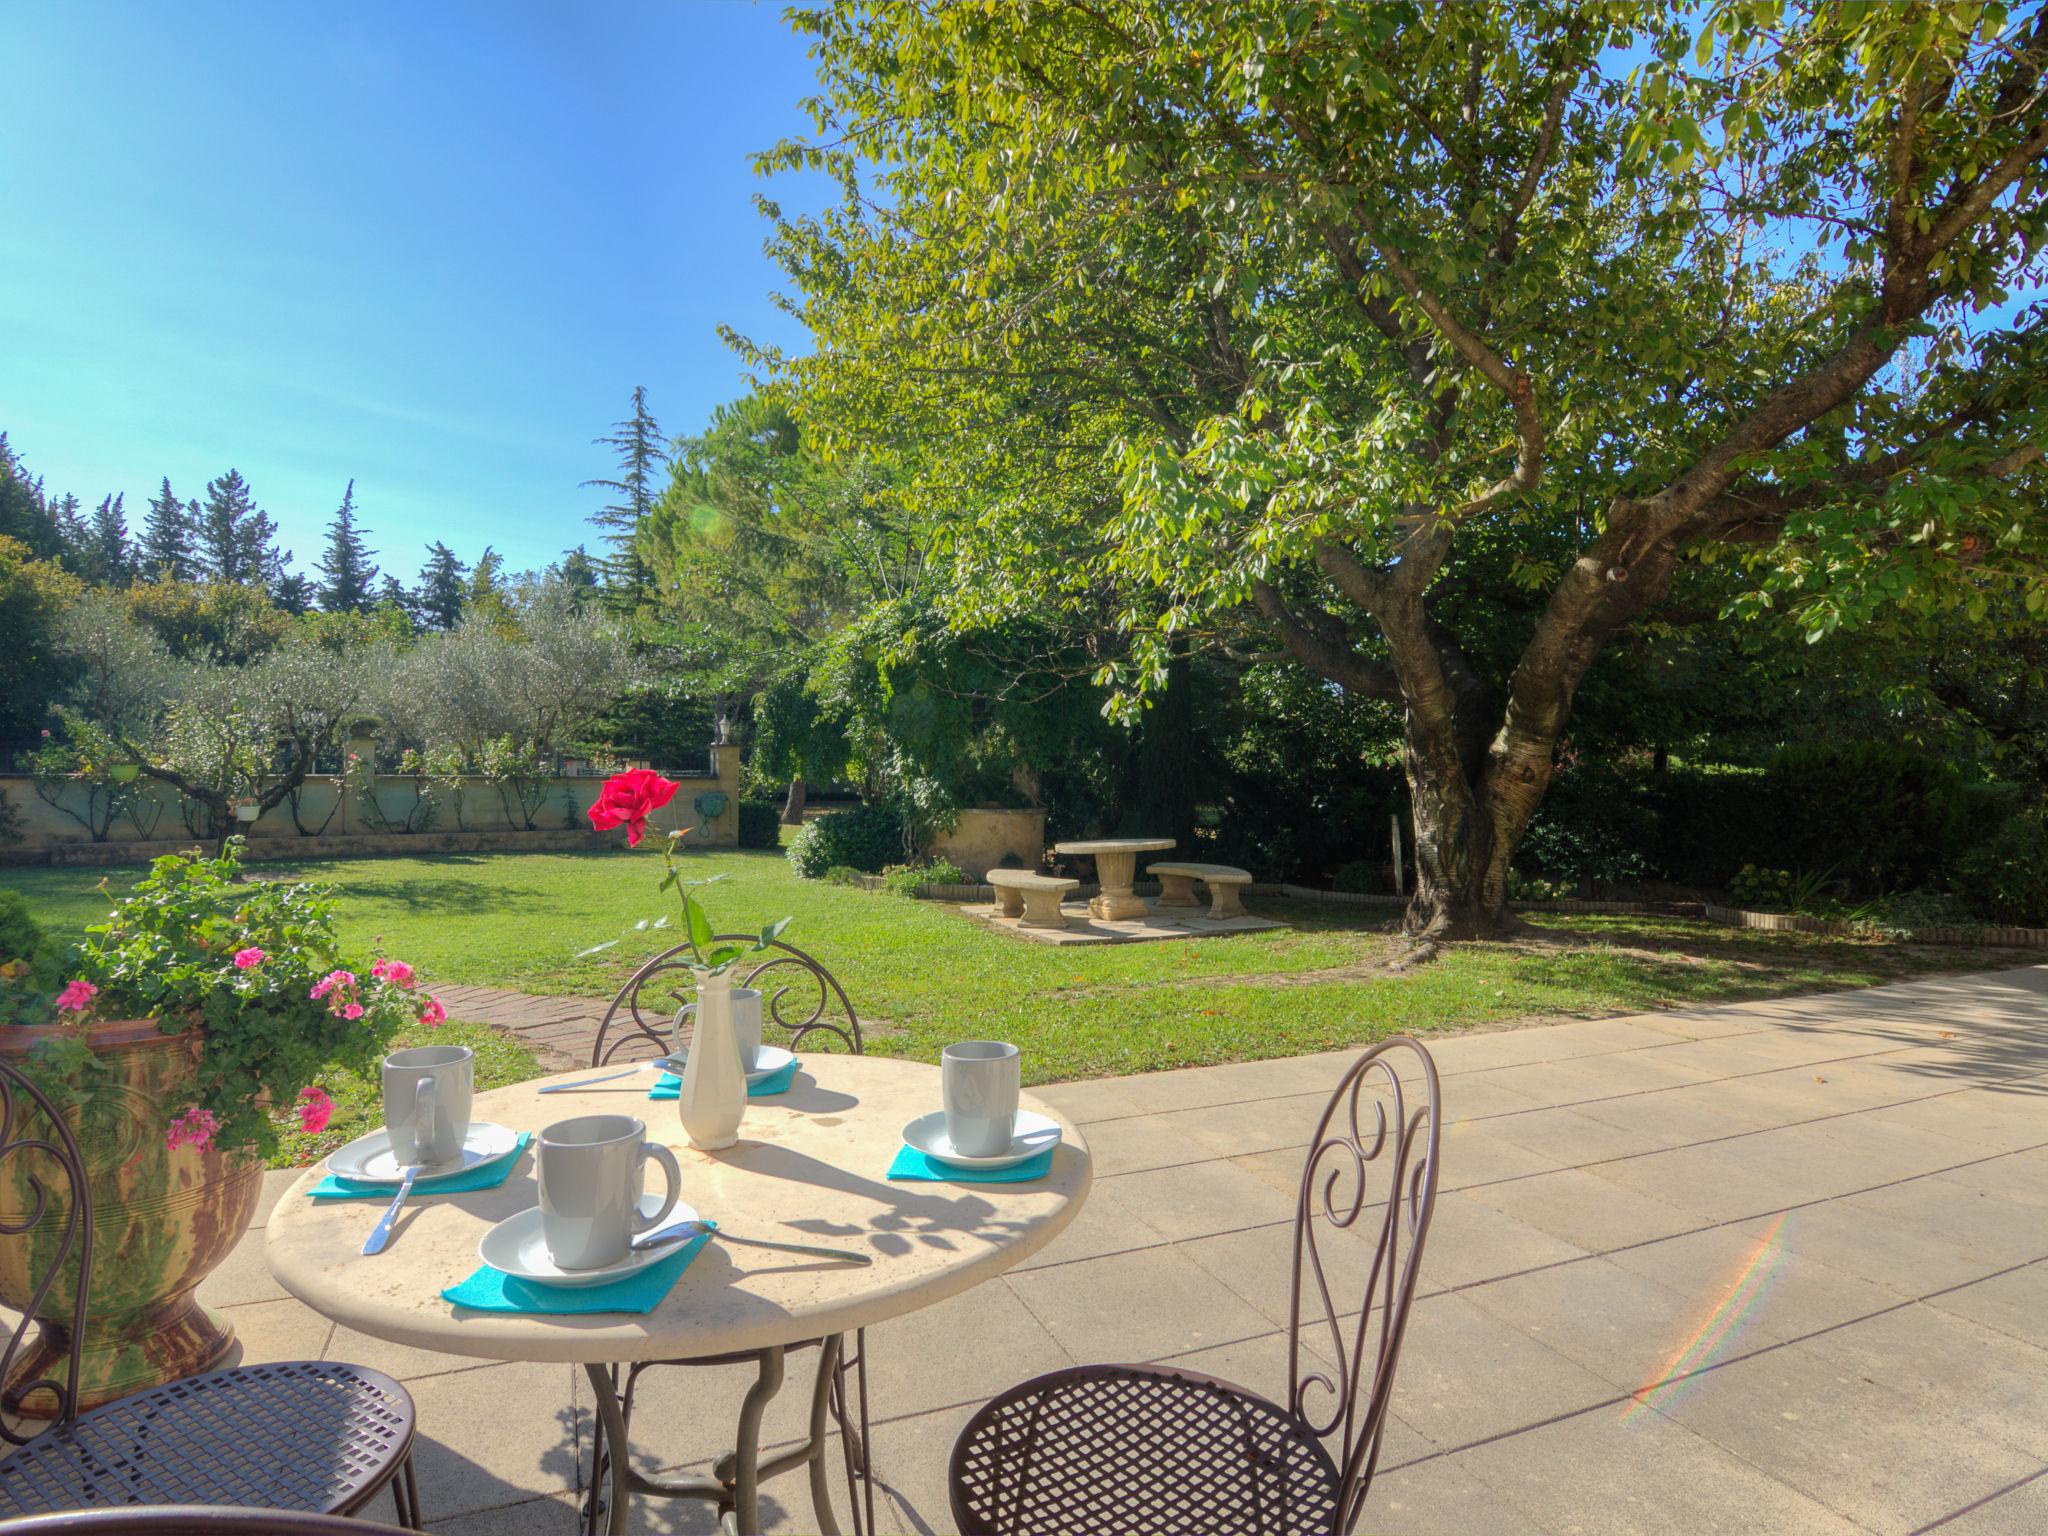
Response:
[[309, 969, 355, 1002], [296, 1086, 333, 1135], [342, 1002, 365, 1021], [420, 996, 447, 1028], [55, 980, 97, 1013], [371, 958, 416, 990], [233, 947, 266, 970], [165, 1106, 220, 1153]]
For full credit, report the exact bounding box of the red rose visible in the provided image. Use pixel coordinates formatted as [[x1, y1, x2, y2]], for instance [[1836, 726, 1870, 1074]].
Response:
[[588, 768, 680, 847]]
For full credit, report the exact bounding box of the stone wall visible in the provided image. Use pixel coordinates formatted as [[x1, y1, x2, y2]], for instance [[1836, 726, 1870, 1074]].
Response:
[[927, 807, 1049, 879]]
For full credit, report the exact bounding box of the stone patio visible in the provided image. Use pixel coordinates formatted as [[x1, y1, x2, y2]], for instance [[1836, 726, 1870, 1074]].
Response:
[[958, 896, 1287, 945], [133, 964, 2048, 1530]]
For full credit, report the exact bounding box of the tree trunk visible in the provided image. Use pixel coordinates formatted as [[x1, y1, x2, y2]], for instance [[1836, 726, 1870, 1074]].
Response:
[[780, 776, 808, 825], [1400, 746, 1518, 943]]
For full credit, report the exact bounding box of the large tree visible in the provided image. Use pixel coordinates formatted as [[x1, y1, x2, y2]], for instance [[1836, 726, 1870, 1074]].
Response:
[[139, 478, 194, 580], [765, 0, 2048, 948], [583, 385, 667, 600], [415, 541, 469, 629], [0, 435, 64, 560], [195, 469, 284, 586], [315, 478, 379, 612]]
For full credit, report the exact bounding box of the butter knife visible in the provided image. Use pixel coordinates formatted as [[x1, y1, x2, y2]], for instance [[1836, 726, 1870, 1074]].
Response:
[[538, 1057, 686, 1094], [361, 1164, 420, 1255], [632, 1219, 871, 1266]]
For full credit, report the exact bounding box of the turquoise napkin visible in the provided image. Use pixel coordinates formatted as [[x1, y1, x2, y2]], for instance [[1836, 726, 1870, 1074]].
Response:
[[888, 1145, 1055, 1183], [307, 1133, 533, 1200], [650, 1058, 799, 1100], [440, 1226, 716, 1315]]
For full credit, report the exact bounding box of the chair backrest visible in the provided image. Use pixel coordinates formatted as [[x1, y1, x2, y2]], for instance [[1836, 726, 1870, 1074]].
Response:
[[0, 1506, 416, 1534], [590, 936, 862, 1068], [1285, 1034, 1441, 1532], [0, 1054, 91, 1441]]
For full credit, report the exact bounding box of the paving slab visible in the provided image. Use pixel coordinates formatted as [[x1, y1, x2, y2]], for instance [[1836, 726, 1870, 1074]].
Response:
[[139, 961, 2048, 1532]]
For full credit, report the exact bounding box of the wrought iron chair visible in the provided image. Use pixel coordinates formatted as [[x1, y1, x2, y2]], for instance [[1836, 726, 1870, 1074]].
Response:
[[948, 1036, 1443, 1536], [0, 1059, 423, 1529], [0, 1506, 418, 1533], [582, 936, 875, 1536]]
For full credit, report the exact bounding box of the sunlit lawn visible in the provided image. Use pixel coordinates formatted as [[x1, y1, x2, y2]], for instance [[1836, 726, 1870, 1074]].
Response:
[[7, 840, 2032, 1093]]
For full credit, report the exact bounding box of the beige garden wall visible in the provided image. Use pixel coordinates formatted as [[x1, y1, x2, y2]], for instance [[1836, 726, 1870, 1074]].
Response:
[[0, 747, 742, 864], [928, 807, 1049, 879]]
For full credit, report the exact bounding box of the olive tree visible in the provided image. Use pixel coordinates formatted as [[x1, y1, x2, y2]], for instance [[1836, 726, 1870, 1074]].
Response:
[[762, 1, 2048, 949]]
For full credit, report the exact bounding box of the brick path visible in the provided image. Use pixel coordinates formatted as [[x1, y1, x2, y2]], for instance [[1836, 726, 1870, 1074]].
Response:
[[435, 985, 608, 1070]]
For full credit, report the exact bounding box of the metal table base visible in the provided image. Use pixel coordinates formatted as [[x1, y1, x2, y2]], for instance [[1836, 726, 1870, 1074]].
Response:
[[582, 1333, 871, 1536]]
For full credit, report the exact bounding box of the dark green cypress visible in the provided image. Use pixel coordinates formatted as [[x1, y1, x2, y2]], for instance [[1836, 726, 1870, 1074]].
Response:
[[315, 478, 379, 612]]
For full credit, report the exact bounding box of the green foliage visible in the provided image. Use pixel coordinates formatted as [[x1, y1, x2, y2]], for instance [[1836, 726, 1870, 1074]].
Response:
[[125, 577, 290, 664], [1729, 865, 1798, 910], [52, 839, 439, 1154], [737, 800, 782, 849], [1951, 811, 2048, 927], [0, 533, 83, 744], [879, 859, 967, 898], [1516, 771, 1654, 890], [821, 865, 865, 886], [787, 804, 905, 879], [0, 890, 43, 965], [1331, 860, 1381, 895], [1765, 744, 1969, 895], [1506, 871, 1576, 902]]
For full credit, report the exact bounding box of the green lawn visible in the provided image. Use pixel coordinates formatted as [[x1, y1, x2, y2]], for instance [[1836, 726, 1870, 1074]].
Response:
[[5, 843, 2033, 1092]]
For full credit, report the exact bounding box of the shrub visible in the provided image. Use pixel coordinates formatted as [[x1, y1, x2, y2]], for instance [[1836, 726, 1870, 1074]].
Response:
[[0, 890, 43, 965], [1728, 865, 1796, 909], [787, 804, 906, 878], [1506, 870, 1575, 901], [822, 865, 866, 886], [1763, 743, 1969, 894], [1951, 812, 2048, 926], [737, 799, 782, 850], [879, 858, 968, 898], [1331, 859, 1381, 894]]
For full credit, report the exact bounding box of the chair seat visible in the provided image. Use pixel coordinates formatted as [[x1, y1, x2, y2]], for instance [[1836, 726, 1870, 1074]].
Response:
[[0, 1361, 415, 1520], [950, 1363, 1343, 1536]]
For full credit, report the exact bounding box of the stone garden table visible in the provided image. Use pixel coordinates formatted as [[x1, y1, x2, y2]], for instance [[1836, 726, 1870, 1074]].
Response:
[[1052, 837, 1176, 920], [267, 1056, 1091, 1536]]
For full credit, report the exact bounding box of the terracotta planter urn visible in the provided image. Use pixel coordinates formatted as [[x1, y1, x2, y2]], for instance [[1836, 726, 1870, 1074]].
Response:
[[0, 1017, 263, 1415]]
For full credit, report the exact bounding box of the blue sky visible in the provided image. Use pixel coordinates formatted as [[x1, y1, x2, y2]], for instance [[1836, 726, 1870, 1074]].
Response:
[[0, 0, 829, 581]]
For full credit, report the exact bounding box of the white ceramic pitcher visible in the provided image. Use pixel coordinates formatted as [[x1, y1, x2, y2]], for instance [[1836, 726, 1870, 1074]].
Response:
[[675, 968, 748, 1149]]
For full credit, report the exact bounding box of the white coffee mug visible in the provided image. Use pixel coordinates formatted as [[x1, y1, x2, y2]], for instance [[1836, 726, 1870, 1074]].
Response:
[[382, 1045, 473, 1167], [674, 987, 764, 1071], [943, 1040, 1021, 1157], [537, 1113, 683, 1271]]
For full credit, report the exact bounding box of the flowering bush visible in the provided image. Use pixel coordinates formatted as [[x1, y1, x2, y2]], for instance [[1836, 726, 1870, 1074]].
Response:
[[23, 839, 447, 1156]]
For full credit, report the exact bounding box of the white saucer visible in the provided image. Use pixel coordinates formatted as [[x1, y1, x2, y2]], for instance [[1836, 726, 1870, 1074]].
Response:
[[478, 1196, 700, 1288], [663, 1044, 797, 1086], [901, 1110, 1062, 1170], [326, 1121, 523, 1185]]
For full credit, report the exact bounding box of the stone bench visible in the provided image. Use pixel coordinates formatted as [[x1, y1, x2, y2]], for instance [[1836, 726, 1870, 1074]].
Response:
[[1149, 862, 1253, 919], [987, 869, 1081, 929]]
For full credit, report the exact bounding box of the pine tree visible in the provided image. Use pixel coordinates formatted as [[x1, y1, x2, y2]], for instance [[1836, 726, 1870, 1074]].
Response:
[[139, 477, 194, 580], [273, 570, 314, 614], [0, 434, 64, 560], [554, 544, 600, 603], [88, 494, 134, 586], [315, 478, 379, 612], [582, 386, 666, 600], [196, 469, 277, 584], [415, 541, 468, 629], [376, 573, 416, 621], [49, 494, 90, 571]]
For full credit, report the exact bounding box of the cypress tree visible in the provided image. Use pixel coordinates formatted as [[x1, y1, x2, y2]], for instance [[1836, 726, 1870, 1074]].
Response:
[[315, 478, 379, 612], [376, 573, 416, 621], [416, 541, 468, 629], [273, 570, 314, 614], [88, 493, 134, 586], [140, 477, 194, 580], [582, 386, 665, 600]]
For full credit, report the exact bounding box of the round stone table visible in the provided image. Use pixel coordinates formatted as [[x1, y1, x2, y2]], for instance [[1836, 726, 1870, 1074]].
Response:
[[267, 1056, 1090, 1535], [1053, 837, 1176, 920]]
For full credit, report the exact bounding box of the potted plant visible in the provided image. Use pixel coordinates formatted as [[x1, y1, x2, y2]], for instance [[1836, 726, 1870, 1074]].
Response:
[[0, 839, 445, 1413], [587, 770, 788, 1149]]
